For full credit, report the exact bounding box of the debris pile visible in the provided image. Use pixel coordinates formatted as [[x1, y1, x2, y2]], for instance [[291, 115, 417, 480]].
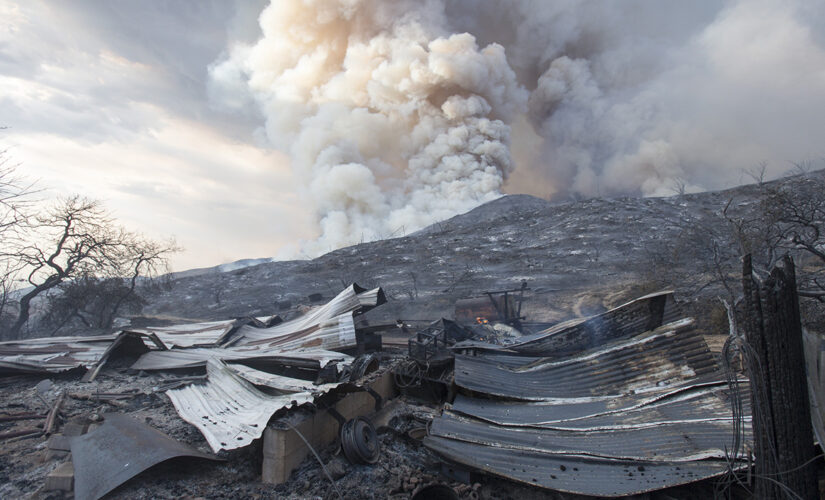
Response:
[[1, 284, 395, 499], [0, 285, 767, 499], [417, 292, 754, 497]]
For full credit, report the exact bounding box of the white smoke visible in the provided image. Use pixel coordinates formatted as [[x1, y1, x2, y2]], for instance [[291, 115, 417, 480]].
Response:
[[211, 0, 825, 254], [469, 0, 825, 198], [210, 0, 526, 254]]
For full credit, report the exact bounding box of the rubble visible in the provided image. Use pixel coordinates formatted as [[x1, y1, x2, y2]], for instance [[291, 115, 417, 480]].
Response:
[[0, 280, 810, 499], [421, 296, 754, 497]]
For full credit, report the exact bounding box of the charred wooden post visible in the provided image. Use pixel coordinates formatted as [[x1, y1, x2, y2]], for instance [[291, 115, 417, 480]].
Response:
[[742, 254, 817, 499]]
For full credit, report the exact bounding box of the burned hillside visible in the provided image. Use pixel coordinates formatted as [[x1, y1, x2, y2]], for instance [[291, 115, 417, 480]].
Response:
[[1, 171, 824, 499], [129, 170, 825, 339]]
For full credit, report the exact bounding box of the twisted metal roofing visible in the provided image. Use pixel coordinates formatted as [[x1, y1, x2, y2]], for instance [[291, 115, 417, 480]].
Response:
[[427, 304, 751, 497], [454, 319, 719, 400], [0, 334, 119, 373], [424, 436, 742, 498], [166, 359, 317, 452], [449, 381, 748, 429]]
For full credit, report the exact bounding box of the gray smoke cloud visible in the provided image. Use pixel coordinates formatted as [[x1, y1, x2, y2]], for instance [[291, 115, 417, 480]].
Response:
[[210, 0, 825, 254]]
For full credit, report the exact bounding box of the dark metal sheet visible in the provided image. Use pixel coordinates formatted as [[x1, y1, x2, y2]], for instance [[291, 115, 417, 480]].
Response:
[[454, 319, 719, 400], [69, 413, 222, 500], [803, 329, 825, 448], [424, 435, 742, 498], [431, 410, 748, 461]]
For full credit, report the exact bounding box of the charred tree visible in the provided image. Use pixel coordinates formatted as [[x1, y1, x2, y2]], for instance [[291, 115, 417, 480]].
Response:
[[742, 254, 817, 499]]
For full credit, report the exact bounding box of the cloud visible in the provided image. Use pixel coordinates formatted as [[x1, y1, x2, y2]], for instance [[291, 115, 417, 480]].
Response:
[[9, 117, 308, 270], [1, 0, 303, 270]]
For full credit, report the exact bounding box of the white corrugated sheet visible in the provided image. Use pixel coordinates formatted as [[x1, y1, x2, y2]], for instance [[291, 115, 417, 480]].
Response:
[[166, 359, 316, 452], [232, 284, 382, 350]]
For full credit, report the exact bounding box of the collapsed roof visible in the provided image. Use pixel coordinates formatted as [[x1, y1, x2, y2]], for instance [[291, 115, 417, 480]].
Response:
[[423, 291, 753, 497], [0, 284, 386, 453]]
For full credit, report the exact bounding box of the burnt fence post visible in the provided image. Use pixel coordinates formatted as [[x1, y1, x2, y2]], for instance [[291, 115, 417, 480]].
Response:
[[742, 254, 817, 499]]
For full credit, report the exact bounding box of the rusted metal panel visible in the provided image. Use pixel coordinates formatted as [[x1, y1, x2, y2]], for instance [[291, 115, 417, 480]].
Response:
[[503, 290, 680, 356], [454, 319, 719, 400], [69, 413, 221, 500], [424, 436, 742, 498]]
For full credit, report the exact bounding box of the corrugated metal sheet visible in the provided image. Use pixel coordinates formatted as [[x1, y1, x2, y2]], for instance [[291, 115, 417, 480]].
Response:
[[355, 285, 387, 310], [427, 303, 751, 497], [232, 285, 383, 350], [0, 284, 383, 375], [0, 334, 119, 373], [424, 436, 742, 498], [449, 382, 746, 429], [226, 363, 343, 393], [166, 359, 317, 452], [233, 313, 357, 351], [125, 320, 239, 348], [483, 290, 681, 357], [454, 319, 719, 400], [131, 346, 351, 371], [431, 409, 747, 461]]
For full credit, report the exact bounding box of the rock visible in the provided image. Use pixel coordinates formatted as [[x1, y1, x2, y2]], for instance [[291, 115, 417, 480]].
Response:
[[47, 434, 71, 451], [325, 457, 349, 480]]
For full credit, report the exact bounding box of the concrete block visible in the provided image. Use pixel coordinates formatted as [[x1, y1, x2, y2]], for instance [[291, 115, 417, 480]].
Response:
[[62, 420, 89, 437], [262, 370, 396, 485], [47, 434, 71, 451], [45, 462, 74, 491]]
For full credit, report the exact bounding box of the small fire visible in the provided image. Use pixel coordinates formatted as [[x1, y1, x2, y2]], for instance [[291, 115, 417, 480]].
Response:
[[476, 316, 489, 325]]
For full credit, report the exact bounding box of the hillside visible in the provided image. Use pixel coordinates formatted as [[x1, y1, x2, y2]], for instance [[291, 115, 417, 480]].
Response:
[[136, 171, 824, 336]]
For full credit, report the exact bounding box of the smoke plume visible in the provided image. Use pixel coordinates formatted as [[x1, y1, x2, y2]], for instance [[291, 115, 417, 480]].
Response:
[[210, 0, 825, 254]]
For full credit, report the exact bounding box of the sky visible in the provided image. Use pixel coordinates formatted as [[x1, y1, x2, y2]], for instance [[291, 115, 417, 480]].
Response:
[[1, 0, 311, 271], [2, 1, 824, 271]]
